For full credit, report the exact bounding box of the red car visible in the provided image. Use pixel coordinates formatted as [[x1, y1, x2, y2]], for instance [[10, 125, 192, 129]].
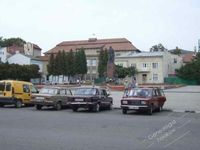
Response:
[[121, 87, 166, 115]]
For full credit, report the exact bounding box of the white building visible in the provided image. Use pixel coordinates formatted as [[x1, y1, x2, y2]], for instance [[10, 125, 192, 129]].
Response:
[[7, 52, 48, 82], [0, 47, 8, 63], [115, 51, 182, 84]]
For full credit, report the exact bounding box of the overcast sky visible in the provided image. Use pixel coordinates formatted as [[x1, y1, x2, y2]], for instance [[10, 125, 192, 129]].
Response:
[[0, 0, 200, 53]]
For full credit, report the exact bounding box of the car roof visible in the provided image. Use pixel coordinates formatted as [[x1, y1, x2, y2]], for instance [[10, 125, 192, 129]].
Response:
[[73, 86, 106, 90], [42, 86, 70, 89]]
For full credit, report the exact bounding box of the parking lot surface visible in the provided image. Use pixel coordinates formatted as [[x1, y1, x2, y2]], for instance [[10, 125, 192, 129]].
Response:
[[0, 107, 199, 150]]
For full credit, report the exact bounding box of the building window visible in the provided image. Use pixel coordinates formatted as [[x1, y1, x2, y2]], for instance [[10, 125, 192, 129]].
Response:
[[174, 58, 177, 63], [143, 63, 147, 68], [119, 63, 123, 67], [153, 74, 158, 81], [131, 63, 136, 68], [92, 59, 97, 66], [116, 53, 121, 56], [152, 63, 158, 69]]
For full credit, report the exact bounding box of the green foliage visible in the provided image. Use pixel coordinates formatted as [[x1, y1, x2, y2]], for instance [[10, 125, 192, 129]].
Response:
[[0, 63, 40, 81], [171, 47, 181, 55], [98, 49, 108, 77], [115, 65, 137, 78], [0, 37, 26, 47], [47, 49, 88, 78], [150, 43, 167, 52], [74, 48, 87, 77], [47, 53, 55, 75], [177, 52, 200, 83]]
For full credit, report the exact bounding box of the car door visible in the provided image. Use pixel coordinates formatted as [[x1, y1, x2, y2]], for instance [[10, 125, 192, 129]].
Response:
[[157, 89, 166, 107], [59, 89, 67, 105], [152, 89, 159, 109], [100, 89, 109, 107], [22, 84, 31, 103]]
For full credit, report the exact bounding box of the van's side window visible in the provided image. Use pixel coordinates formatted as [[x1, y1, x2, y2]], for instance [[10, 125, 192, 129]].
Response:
[[23, 84, 30, 93], [6, 82, 11, 91], [0, 82, 5, 91]]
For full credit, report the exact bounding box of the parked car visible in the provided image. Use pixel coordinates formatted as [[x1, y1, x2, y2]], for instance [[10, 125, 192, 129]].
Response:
[[31, 86, 72, 110], [0, 80, 38, 108], [70, 87, 113, 112], [121, 87, 166, 115]]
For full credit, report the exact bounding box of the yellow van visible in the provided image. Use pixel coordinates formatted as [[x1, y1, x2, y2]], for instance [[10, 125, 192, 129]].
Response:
[[0, 80, 38, 108]]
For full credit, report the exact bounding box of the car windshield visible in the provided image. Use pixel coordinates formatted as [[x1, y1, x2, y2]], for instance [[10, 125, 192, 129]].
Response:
[[39, 88, 58, 95], [74, 88, 96, 95], [124, 88, 152, 98]]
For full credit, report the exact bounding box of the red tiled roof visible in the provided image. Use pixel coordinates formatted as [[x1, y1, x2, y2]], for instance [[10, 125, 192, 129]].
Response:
[[7, 45, 24, 55], [182, 53, 195, 63], [33, 44, 42, 50], [44, 38, 138, 54]]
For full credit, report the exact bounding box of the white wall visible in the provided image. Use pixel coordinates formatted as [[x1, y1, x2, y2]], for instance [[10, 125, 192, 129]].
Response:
[[0, 47, 7, 63], [31, 60, 43, 72], [8, 53, 31, 65]]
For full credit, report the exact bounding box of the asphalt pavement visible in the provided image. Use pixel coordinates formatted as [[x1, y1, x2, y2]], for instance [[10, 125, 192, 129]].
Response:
[[0, 107, 199, 150]]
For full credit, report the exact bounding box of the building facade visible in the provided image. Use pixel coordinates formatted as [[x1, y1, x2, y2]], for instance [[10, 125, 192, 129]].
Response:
[[44, 38, 140, 80], [115, 51, 182, 84]]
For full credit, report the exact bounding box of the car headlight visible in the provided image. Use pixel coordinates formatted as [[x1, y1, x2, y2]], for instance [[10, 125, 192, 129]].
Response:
[[122, 100, 128, 104], [141, 101, 146, 104]]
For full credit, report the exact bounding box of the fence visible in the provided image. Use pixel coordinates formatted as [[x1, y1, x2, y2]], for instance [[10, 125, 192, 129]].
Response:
[[164, 77, 198, 85]]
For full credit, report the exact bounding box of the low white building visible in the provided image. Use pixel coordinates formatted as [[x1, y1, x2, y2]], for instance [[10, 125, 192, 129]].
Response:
[[7, 52, 48, 82], [115, 51, 182, 84]]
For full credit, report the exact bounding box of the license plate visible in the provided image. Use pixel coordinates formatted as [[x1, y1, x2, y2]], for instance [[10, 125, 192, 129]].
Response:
[[129, 106, 139, 109], [36, 97, 45, 100], [75, 98, 84, 102]]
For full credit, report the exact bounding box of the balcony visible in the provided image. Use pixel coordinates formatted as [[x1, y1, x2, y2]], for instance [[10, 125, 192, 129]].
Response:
[[138, 67, 150, 72]]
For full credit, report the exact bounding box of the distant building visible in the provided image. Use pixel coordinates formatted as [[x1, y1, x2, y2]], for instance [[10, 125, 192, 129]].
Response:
[[44, 38, 140, 80], [6, 42, 42, 57], [115, 51, 182, 84], [169, 48, 195, 65], [7, 52, 48, 82]]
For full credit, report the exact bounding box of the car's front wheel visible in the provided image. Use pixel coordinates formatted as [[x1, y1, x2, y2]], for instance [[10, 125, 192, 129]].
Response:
[[108, 102, 113, 110], [148, 105, 153, 115], [55, 102, 62, 111], [72, 107, 78, 112], [36, 105, 42, 110], [15, 100, 23, 108], [93, 103, 100, 112]]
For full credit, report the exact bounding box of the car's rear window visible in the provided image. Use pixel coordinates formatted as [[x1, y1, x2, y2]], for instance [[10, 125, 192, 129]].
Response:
[[39, 88, 58, 95], [124, 89, 152, 98], [74, 88, 96, 95]]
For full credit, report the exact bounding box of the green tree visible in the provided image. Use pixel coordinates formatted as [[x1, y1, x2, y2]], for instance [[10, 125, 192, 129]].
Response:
[[115, 65, 137, 78], [172, 47, 181, 55], [47, 53, 55, 75], [150, 43, 167, 52], [0, 63, 40, 81], [79, 48, 87, 78], [177, 52, 200, 83], [54, 51, 63, 75], [67, 49, 75, 77], [0, 37, 26, 47]]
